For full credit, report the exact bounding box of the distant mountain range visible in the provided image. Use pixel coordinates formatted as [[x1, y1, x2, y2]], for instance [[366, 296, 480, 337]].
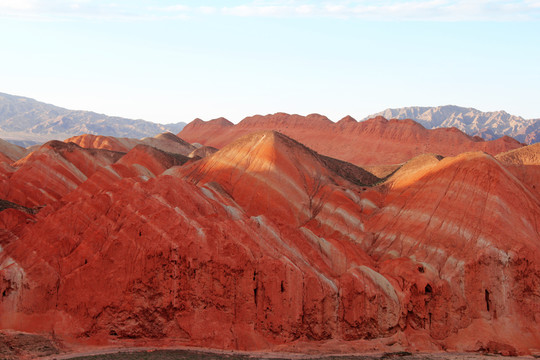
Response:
[[364, 105, 539, 144], [0, 92, 186, 147], [1, 93, 538, 147]]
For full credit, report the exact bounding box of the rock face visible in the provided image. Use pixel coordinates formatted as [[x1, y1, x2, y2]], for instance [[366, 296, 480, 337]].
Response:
[[523, 121, 540, 144], [0, 141, 123, 207], [365, 105, 539, 144], [179, 114, 523, 166], [0, 130, 538, 356], [367, 152, 540, 352]]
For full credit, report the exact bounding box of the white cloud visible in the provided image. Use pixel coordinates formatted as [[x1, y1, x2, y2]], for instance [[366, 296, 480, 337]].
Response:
[[219, 0, 540, 21], [222, 5, 291, 17], [295, 4, 315, 15], [0, 0, 539, 21], [161, 5, 189, 12], [525, 0, 540, 8], [198, 6, 217, 15], [0, 0, 37, 10]]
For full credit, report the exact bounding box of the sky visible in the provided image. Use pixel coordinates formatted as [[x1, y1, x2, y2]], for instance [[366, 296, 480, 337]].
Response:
[[1, 0, 539, 124]]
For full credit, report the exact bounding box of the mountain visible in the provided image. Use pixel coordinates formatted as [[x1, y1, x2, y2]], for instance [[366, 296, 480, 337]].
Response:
[[0, 138, 28, 163], [0, 131, 539, 357], [65, 132, 196, 155], [366, 150, 540, 352], [0, 92, 186, 146], [179, 113, 523, 166], [0, 141, 124, 207], [495, 143, 540, 200], [364, 105, 539, 144]]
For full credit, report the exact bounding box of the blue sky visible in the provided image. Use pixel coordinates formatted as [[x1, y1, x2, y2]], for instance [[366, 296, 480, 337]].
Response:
[[1, 0, 539, 124]]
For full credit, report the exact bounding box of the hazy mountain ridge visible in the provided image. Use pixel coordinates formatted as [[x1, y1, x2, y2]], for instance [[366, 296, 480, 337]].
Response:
[[364, 105, 539, 144], [0, 92, 186, 146]]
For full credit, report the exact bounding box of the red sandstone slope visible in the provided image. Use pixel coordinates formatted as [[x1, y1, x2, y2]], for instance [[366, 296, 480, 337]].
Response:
[[0, 131, 538, 355], [180, 131, 379, 221], [141, 132, 197, 155], [43, 144, 191, 214], [0, 138, 28, 163], [66, 132, 196, 156], [496, 142, 540, 165], [188, 145, 219, 159], [179, 114, 523, 166], [65, 134, 139, 152], [382, 153, 443, 188], [183, 117, 234, 143], [1, 132, 374, 349], [364, 151, 540, 351], [0, 141, 123, 207], [495, 143, 540, 201]]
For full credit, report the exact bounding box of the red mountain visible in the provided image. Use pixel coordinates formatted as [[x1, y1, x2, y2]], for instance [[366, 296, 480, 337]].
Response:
[[0, 130, 538, 357], [179, 113, 523, 166], [0, 141, 123, 207], [0, 139, 28, 163], [66, 132, 196, 156]]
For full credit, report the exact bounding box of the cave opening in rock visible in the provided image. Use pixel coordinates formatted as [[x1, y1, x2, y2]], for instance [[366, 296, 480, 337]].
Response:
[[425, 284, 432, 294], [485, 289, 490, 311], [280, 280, 285, 293]]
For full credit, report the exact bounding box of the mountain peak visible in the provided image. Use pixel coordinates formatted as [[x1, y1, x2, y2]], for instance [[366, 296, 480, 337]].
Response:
[[337, 115, 357, 125], [364, 105, 536, 144], [238, 112, 333, 128], [209, 117, 233, 126]]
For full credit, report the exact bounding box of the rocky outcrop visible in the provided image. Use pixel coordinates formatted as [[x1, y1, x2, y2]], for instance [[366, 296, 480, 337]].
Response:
[[0, 131, 538, 356], [179, 114, 523, 166], [0, 330, 60, 359]]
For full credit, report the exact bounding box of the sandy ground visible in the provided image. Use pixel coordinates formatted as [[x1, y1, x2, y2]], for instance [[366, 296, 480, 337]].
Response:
[[40, 347, 538, 360], [2, 331, 536, 360]]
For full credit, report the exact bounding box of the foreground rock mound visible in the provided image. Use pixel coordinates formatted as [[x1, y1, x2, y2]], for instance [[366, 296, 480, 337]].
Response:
[[0, 131, 538, 356], [366, 152, 540, 351]]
